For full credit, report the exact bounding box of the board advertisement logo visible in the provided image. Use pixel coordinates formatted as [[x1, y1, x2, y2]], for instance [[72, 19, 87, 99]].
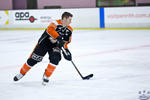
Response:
[[15, 12, 37, 23]]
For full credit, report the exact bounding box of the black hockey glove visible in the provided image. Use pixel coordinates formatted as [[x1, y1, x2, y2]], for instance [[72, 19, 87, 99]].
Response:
[[56, 36, 64, 48], [62, 49, 72, 61]]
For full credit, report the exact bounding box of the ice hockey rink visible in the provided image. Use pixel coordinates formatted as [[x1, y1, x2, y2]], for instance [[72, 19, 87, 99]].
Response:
[[0, 29, 150, 100]]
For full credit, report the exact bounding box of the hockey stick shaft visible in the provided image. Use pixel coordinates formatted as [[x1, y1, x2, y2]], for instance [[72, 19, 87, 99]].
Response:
[[71, 61, 94, 80], [61, 47, 93, 80], [61, 47, 84, 79], [71, 60, 84, 79]]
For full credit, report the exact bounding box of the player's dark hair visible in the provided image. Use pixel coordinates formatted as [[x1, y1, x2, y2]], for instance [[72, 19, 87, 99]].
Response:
[[61, 12, 73, 19]]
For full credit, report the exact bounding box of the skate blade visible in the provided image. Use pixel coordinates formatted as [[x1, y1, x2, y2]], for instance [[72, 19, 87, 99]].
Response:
[[42, 82, 48, 86]]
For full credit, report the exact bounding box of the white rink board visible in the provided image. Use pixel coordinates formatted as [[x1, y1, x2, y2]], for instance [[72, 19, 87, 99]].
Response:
[[0, 7, 150, 29], [105, 7, 150, 28], [1, 8, 100, 29]]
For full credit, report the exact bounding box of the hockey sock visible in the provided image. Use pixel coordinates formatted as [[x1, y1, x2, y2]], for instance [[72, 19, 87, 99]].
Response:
[[20, 63, 31, 75], [44, 63, 56, 77]]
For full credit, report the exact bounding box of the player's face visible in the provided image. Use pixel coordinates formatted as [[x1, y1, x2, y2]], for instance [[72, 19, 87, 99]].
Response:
[[63, 16, 72, 26]]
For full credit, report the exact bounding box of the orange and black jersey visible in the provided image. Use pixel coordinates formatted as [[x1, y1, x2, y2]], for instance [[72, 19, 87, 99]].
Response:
[[45, 19, 73, 49], [28, 19, 73, 66]]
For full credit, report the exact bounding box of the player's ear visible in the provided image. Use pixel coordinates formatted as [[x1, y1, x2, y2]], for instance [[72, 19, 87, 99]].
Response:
[[63, 17, 67, 21]]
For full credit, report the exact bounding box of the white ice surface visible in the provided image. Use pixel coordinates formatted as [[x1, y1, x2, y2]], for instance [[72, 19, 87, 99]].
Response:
[[0, 29, 150, 100]]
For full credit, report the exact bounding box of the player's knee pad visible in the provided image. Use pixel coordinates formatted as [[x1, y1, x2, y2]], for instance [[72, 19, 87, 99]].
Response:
[[27, 58, 38, 66], [27, 53, 43, 66], [49, 48, 61, 65]]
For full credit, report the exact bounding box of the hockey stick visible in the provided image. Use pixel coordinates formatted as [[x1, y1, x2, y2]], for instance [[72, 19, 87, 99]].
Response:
[[71, 60, 93, 80], [61, 47, 93, 80]]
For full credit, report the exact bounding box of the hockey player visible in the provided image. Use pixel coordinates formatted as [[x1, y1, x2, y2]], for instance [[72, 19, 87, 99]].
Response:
[[13, 12, 73, 85]]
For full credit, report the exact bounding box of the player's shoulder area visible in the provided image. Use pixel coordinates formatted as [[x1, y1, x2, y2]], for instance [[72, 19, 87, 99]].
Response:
[[67, 25, 73, 32], [50, 20, 59, 25], [56, 19, 73, 32], [51, 19, 73, 32], [50, 19, 61, 26]]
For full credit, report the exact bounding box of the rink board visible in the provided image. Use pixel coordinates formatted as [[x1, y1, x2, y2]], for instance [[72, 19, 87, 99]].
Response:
[[0, 7, 150, 29]]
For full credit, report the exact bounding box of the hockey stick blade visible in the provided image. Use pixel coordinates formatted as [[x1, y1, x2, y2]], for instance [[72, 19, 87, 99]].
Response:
[[83, 74, 93, 80]]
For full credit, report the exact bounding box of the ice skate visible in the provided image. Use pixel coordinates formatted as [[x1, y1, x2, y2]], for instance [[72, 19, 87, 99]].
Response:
[[42, 75, 49, 86], [13, 73, 24, 81]]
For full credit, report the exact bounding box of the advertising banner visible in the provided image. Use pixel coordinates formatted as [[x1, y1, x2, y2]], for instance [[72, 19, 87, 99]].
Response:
[[10, 10, 58, 25], [9, 8, 99, 28], [1, 7, 150, 29], [105, 7, 150, 28]]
